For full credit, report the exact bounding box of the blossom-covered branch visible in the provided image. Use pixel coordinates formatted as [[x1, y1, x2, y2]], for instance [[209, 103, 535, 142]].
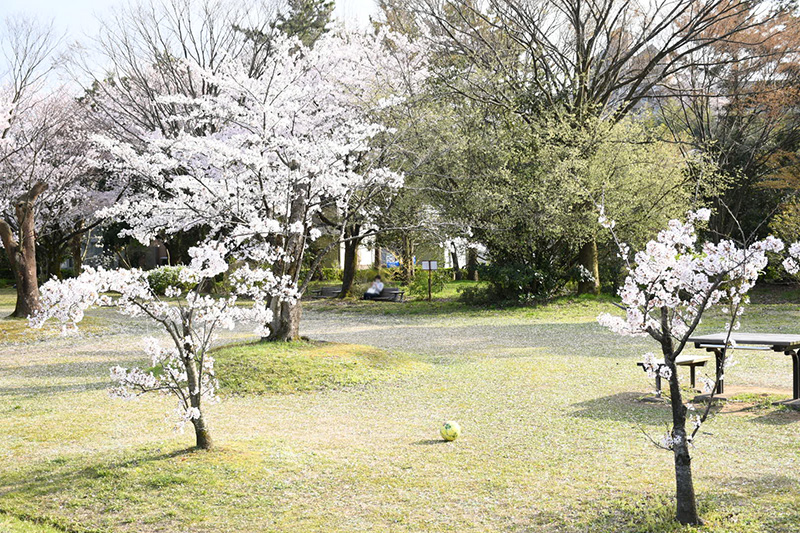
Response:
[[31, 243, 296, 449]]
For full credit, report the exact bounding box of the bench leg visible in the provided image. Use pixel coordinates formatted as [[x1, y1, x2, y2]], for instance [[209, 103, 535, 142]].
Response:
[[690, 364, 697, 389], [655, 374, 662, 398], [790, 350, 800, 400]]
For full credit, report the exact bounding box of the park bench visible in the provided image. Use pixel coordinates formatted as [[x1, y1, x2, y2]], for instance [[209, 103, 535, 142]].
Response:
[[371, 287, 405, 302], [637, 353, 713, 396], [311, 286, 342, 298]]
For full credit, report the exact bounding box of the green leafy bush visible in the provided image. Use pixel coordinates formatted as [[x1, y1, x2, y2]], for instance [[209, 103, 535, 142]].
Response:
[[355, 267, 404, 283], [321, 267, 343, 281], [408, 269, 449, 299], [147, 266, 192, 295], [458, 262, 564, 305]]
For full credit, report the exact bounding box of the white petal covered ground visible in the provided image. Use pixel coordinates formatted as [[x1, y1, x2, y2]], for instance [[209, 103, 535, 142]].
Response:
[[2, 298, 800, 532]]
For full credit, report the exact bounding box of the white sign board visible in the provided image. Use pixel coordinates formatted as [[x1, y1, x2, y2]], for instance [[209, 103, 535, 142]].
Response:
[[421, 260, 438, 271]]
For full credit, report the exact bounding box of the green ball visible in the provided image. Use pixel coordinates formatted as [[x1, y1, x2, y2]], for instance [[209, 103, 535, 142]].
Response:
[[440, 421, 461, 441]]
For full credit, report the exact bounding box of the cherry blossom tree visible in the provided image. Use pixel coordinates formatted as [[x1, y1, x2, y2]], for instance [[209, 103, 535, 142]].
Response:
[[1, 16, 115, 317], [94, 28, 426, 340], [597, 209, 784, 525], [0, 88, 117, 316], [31, 243, 293, 449]]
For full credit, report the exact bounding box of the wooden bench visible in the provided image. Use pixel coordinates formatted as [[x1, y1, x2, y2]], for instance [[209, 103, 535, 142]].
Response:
[[637, 353, 713, 396], [370, 287, 405, 302], [311, 286, 342, 299]]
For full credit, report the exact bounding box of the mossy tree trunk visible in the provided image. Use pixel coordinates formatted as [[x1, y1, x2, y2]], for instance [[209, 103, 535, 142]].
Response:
[[467, 247, 479, 281], [451, 247, 462, 280], [266, 298, 302, 341], [0, 182, 47, 318], [577, 239, 600, 295], [182, 335, 213, 450], [339, 225, 361, 298], [401, 234, 414, 283]]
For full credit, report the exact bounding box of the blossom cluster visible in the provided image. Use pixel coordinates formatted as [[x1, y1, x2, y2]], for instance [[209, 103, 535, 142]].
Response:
[[31, 244, 290, 428], [0, 90, 117, 246], [94, 28, 425, 278], [597, 210, 784, 341]]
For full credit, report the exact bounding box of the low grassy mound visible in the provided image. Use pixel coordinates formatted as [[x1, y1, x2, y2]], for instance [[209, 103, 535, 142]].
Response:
[[214, 340, 427, 395]]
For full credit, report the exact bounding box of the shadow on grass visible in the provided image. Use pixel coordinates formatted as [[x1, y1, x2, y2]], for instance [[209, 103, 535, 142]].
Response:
[[540, 474, 800, 532], [0, 358, 138, 379], [569, 391, 672, 425], [750, 408, 800, 425], [411, 439, 449, 446], [0, 446, 200, 532], [1, 446, 199, 498], [0, 380, 111, 397], [2, 444, 800, 532]]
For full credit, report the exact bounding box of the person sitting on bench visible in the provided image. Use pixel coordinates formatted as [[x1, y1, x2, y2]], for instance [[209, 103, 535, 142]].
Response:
[[362, 276, 384, 300]]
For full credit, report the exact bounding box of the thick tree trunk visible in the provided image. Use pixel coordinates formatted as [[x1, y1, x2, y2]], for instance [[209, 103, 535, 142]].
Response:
[[265, 298, 302, 341], [339, 227, 361, 298], [577, 239, 600, 295], [401, 234, 414, 283], [451, 247, 462, 280], [192, 415, 213, 450], [43, 240, 63, 280], [467, 247, 479, 281], [373, 242, 381, 269], [70, 233, 83, 275], [0, 182, 47, 318], [264, 176, 306, 342]]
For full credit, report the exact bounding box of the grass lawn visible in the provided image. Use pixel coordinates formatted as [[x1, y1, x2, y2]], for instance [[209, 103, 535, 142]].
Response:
[[2, 286, 800, 532], [215, 341, 429, 394]]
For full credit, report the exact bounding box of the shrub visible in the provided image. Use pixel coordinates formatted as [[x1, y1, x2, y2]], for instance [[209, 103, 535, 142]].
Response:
[[147, 266, 192, 295], [408, 269, 449, 299], [321, 267, 343, 281], [458, 262, 565, 305], [355, 267, 404, 284]]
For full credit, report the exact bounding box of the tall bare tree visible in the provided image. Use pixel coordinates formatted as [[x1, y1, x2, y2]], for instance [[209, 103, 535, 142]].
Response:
[[659, 6, 800, 237], [384, 0, 791, 293]]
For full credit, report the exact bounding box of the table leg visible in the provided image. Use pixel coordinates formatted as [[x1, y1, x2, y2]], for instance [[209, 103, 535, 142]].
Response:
[[655, 374, 662, 398], [714, 349, 724, 395], [790, 350, 800, 400], [690, 364, 697, 389]]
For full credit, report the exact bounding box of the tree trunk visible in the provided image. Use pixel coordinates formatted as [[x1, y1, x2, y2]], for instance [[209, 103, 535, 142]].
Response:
[[43, 239, 63, 280], [264, 175, 306, 341], [577, 239, 600, 295], [451, 247, 462, 280], [373, 241, 381, 269], [265, 298, 302, 341], [401, 233, 414, 283], [673, 435, 699, 524], [662, 322, 701, 525], [70, 232, 83, 275], [0, 182, 47, 318], [184, 336, 212, 450], [192, 415, 213, 450], [339, 227, 361, 298], [467, 247, 479, 281]]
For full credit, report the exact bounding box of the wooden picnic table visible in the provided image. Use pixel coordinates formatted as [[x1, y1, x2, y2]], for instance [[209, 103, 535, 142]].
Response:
[[688, 333, 800, 403]]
